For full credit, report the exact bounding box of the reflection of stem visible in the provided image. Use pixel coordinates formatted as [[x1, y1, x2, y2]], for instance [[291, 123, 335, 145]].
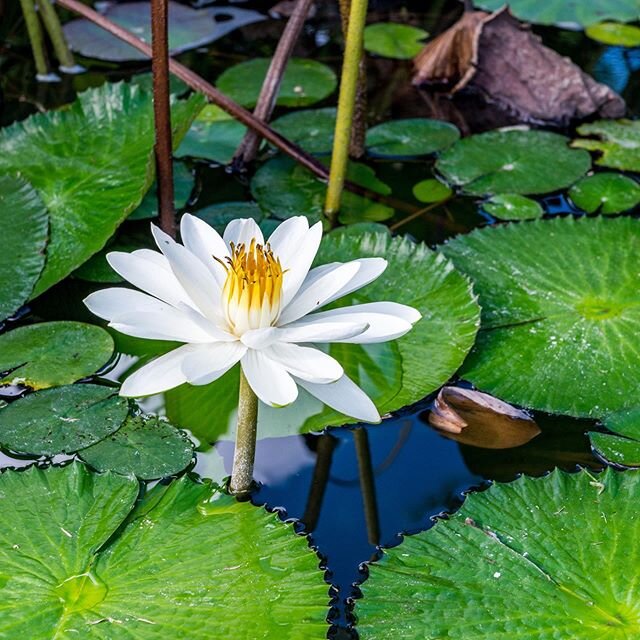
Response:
[[354, 427, 380, 546], [151, 0, 176, 237], [19, 0, 49, 77], [37, 0, 76, 69], [230, 371, 259, 496], [232, 0, 315, 168], [302, 433, 337, 532], [324, 0, 368, 225]]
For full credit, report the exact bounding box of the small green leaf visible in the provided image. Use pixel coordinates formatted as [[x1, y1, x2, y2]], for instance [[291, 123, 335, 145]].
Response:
[[217, 58, 337, 108], [573, 120, 640, 172], [483, 194, 544, 220], [0, 176, 48, 322], [0, 385, 128, 455], [569, 172, 640, 214], [363, 22, 428, 59], [129, 162, 194, 220], [0, 322, 114, 390], [271, 107, 336, 154], [366, 118, 460, 157], [412, 179, 453, 203], [79, 414, 194, 480], [586, 21, 640, 45], [437, 129, 591, 196], [359, 468, 640, 639]]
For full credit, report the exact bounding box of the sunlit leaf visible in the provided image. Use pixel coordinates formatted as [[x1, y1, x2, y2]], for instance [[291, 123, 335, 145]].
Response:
[[586, 21, 640, 45], [412, 179, 453, 203], [483, 193, 544, 220], [572, 119, 640, 172], [569, 172, 640, 214], [366, 118, 460, 157], [359, 468, 640, 639], [363, 22, 429, 59]]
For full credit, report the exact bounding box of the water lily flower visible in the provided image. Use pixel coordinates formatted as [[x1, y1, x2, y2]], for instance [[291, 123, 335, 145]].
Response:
[[85, 215, 421, 423]]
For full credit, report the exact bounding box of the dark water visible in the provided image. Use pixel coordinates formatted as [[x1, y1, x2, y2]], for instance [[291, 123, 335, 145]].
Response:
[[0, 0, 633, 635]]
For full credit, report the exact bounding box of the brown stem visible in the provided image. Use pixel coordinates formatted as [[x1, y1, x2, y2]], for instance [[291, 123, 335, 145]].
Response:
[[354, 427, 380, 546], [232, 0, 315, 170], [302, 434, 337, 532], [151, 0, 175, 237]]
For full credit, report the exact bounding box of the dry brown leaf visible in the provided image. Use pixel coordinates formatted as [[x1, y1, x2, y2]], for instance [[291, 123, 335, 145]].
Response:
[[413, 8, 625, 125], [427, 386, 541, 449]]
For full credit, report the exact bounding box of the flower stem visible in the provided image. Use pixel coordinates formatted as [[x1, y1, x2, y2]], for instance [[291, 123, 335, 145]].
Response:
[[230, 370, 259, 496], [19, 0, 50, 78], [36, 0, 76, 70], [324, 0, 368, 226]]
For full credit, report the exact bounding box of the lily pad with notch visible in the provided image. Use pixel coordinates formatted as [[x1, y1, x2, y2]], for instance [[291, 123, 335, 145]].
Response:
[[0, 384, 128, 456], [0, 322, 114, 390], [572, 119, 640, 172], [366, 118, 460, 158], [441, 216, 640, 417], [0, 175, 48, 322], [358, 468, 640, 639], [590, 407, 640, 466], [363, 22, 429, 59], [437, 129, 591, 196], [0, 463, 329, 638], [63, 2, 265, 62], [569, 172, 640, 214]]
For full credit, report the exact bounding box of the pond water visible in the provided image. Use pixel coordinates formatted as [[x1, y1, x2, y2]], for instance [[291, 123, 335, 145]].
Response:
[[0, 0, 637, 636]]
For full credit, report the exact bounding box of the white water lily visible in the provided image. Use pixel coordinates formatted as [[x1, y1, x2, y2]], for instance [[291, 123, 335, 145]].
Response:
[[85, 215, 421, 423]]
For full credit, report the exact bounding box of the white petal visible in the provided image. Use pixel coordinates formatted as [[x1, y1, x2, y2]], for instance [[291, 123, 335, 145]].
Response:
[[84, 288, 168, 322], [297, 302, 421, 343], [151, 225, 225, 324], [180, 213, 229, 287], [323, 257, 387, 305], [240, 327, 278, 349], [278, 261, 361, 325], [266, 216, 309, 258], [296, 374, 381, 423], [223, 218, 264, 249], [265, 342, 343, 383], [275, 320, 369, 343], [107, 251, 194, 309], [181, 341, 246, 385], [241, 350, 298, 407], [120, 344, 197, 397]]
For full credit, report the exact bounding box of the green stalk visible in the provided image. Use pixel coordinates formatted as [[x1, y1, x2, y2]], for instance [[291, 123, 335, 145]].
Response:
[[229, 370, 259, 496], [37, 0, 77, 70], [19, 0, 50, 78], [324, 0, 369, 225]]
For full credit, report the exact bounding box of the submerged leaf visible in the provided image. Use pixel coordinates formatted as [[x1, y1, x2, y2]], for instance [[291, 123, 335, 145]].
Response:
[[363, 22, 429, 59], [0, 322, 114, 390], [572, 119, 640, 171], [569, 172, 640, 214], [0, 463, 329, 638], [359, 468, 640, 639]]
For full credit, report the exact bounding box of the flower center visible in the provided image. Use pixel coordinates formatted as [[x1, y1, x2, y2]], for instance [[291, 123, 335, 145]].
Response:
[[218, 239, 284, 334]]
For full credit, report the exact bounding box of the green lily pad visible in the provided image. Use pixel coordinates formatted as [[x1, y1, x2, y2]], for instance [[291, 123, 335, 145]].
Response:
[[473, 0, 640, 27], [437, 129, 591, 196], [129, 162, 194, 220], [367, 118, 460, 158], [0, 175, 48, 322], [165, 230, 480, 441], [358, 468, 640, 639], [176, 104, 248, 164], [251, 155, 394, 224], [573, 120, 640, 172], [586, 21, 640, 45], [483, 193, 544, 220], [195, 201, 266, 233], [0, 385, 128, 455], [412, 179, 453, 203], [363, 22, 429, 59], [441, 216, 640, 417], [0, 322, 114, 390], [590, 407, 640, 466], [0, 463, 329, 638], [569, 172, 640, 214], [63, 2, 265, 62], [0, 82, 203, 297], [271, 108, 337, 154], [79, 414, 194, 480], [217, 58, 337, 108]]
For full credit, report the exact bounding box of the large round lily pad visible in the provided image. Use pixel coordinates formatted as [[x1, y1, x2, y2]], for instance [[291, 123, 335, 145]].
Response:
[[0, 82, 203, 296], [0, 322, 114, 390], [217, 58, 337, 108], [0, 176, 48, 322], [363, 22, 429, 59], [165, 230, 480, 442], [63, 2, 264, 62], [590, 407, 640, 466], [437, 129, 591, 196], [474, 0, 640, 27], [366, 118, 460, 157], [569, 172, 640, 214], [0, 384, 128, 455], [358, 468, 640, 639], [79, 414, 194, 480], [271, 108, 336, 154], [441, 216, 640, 417], [0, 463, 328, 638], [572, 120, 640, 172]]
